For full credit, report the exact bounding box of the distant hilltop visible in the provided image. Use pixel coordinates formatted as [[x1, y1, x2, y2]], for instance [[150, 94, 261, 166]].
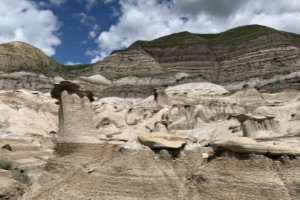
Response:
[[0, 24, 300, 95]]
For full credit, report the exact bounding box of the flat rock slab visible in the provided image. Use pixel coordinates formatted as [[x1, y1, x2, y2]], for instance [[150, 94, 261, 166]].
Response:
[[211, 137, 300, 156], [138, 132, 192, 149]]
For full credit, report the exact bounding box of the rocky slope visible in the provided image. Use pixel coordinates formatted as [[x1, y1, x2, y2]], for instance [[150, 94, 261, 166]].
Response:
[[90, 25, 300, 92], [1, 81, 300, 199], [1, 25, 300, 96], [0, 42, 60, 72]]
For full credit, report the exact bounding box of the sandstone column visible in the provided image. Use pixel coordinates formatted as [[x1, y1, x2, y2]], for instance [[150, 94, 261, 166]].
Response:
[[51, 81, 99, 143]]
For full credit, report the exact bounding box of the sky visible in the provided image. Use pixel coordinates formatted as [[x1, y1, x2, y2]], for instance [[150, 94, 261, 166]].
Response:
[[0, 0, 300, 65]]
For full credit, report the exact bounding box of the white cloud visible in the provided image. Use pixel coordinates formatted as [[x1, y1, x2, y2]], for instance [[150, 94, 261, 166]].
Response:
[[88, 31, 97, 39], [104, 0, 115, 4], [88, 24, 100, 39], [90, 0, 300, 63], [65, 61, 81, 65], [49, 0, 67, 6], [0, 0, 61, 56], [76, 12, 96, 26], [81, 0, 98, 10]]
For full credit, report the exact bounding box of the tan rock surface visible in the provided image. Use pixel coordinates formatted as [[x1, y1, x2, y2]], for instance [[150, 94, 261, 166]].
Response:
[[27, 143, 300, 200], [211, 137, 300, 156], [1, 80, 300, 199], [138, 132, 193, 149], [51, 81, 100, 143], [0, 177, 23, 200]]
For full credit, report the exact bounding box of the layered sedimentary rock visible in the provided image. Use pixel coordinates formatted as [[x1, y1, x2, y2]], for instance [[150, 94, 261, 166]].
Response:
[[88, 48, 164, 79], [90, 25, 300, 92], [211, 137, 300, 155], [29, 143, 300, 200], [51, 81, 99, 143], [1, 81, 300, 200], [233, 114, 282, 138]]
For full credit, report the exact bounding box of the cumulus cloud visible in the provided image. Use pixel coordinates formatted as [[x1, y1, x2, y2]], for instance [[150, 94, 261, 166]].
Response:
[[90, 0, 300, 63], [174, 0, 245, 18], [0, 0, 60, 56], [88, 31, 97, 39], [65, 61, 81, 65], [104, 0, 115, 4], [76, 12, 96, 26], [49, 0, 67, 6]]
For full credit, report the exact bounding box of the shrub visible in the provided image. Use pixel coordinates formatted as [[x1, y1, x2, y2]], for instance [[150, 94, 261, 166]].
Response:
[[12, 171, 30, 185], [0, 158, 12, 170]]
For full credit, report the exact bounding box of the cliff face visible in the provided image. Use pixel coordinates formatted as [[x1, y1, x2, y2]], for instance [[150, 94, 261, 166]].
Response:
[[0, 25, 300, 95], [91, 25, 300, 92]]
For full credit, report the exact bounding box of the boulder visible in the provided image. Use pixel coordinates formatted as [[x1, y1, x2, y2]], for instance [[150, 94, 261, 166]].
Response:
[[138, 132, 193, 149], [211, 137, 300, 156]]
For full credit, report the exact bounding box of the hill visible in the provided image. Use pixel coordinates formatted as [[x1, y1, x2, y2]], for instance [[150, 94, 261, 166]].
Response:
[[0, 24, 300, 94], [91, 24, 300, 93], [0, 41, 91, 78], [129, 24, 300, 49]]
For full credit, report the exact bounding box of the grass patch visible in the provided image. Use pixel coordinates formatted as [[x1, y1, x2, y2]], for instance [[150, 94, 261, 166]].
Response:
[[61, 64, 92, 71], [0, 158, 12, 170], [129, 24, 300, 50], [101, 84, 156, 97], [12, 171, 30, 185]]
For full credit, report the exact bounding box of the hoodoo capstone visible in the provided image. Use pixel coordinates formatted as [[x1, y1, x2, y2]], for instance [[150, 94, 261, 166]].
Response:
[[51, 81, 99, 143]]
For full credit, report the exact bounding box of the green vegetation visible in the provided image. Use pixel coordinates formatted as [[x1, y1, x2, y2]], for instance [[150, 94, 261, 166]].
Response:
[[0, 158, 12, 170], [262, 70, 292, 79], [130, 24, 300, 50], [0, 41, 92, 78], [0, 158, 30, 185], [101, 84, 156, 97], [61, 64, 92, 71], [12, 171, 30, 185], [0, 43, 15, 52]]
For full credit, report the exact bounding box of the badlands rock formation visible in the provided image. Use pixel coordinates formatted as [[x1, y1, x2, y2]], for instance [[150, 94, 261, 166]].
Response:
[[1, 80, 300, 200], [1, 25, 300, 97], [51, 81, 99, 143], [90, 25, 300, 92]]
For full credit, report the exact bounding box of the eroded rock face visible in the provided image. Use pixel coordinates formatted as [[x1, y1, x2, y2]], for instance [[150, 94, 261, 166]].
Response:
[[0, 178, 23, 199], [0, 89, 58, 141], [228, 84, 266, 111], [29, 143, 300, 200], [51, 81, 99, 143], [233, 114, 282, 138], [1, 81, 300, 200]]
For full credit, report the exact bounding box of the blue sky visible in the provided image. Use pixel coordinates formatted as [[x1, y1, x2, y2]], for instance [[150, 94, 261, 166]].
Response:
[[36, 0, 120, 65], [0, 0, 300, 65]]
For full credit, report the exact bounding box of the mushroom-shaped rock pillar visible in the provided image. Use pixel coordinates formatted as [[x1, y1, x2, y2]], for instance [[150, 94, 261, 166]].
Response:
[[51, 81, 99, 143], [154, 87, 171, 106], [232, 114, 282, 138]]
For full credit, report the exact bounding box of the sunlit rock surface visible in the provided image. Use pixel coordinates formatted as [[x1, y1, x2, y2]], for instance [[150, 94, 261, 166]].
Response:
[[0, 81, 300, 200]]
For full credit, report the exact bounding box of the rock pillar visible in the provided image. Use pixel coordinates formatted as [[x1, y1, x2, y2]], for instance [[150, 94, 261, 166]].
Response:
[[51, 81, 99, 143]]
